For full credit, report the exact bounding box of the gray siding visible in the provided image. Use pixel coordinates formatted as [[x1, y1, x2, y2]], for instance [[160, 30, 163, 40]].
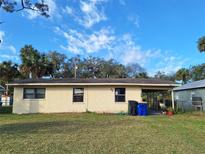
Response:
[[174, 88, 205, 111]]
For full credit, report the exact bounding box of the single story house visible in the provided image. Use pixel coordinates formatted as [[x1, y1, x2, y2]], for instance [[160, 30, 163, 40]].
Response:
[[174, 79, 205, 111], [8, 78, 178, 114]]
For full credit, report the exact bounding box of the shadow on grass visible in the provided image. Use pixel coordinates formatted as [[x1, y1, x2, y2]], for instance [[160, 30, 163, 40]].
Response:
[[0, 118, 136, 135], [0, 121, 89, 134]]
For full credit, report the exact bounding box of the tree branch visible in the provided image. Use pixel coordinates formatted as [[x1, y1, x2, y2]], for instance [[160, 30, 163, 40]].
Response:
[[16, 0, 38, 12], [0, 0, 49, 16]]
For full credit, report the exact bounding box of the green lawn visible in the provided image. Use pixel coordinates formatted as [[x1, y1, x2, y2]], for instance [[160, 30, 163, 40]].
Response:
[[1, 113, 205, 154]]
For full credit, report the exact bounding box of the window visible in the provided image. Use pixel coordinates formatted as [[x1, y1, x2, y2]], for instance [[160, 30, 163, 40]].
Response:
[[23, 88, 45, 99], [35, 88, 46, 99], [73, 88, 84, 102], [23, 88, 35, 99], [115, 88, 125, 102]]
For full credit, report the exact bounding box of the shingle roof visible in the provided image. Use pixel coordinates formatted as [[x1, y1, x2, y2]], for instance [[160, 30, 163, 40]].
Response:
[[8, 78, 177, 86], [174, 79, 205, 91]]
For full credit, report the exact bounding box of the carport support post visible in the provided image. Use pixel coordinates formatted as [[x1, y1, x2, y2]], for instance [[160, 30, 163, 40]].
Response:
[[171, 90, 175, 110]]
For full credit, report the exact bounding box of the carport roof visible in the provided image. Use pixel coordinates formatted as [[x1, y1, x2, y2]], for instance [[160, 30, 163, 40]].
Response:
[[174, 79, 205, 91]]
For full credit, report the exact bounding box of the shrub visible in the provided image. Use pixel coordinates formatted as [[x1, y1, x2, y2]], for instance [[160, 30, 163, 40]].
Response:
[[0, 106, 12, 114]]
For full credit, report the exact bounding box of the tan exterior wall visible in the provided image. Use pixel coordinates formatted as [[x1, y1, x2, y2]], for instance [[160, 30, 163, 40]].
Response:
[[87, 86, 141, 113], [13, 85, 142, 114]]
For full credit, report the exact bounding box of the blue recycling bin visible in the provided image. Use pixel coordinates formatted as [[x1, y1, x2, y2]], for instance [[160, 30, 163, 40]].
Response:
[[137, 103, 148, 116], [137, 104, 142, 116]]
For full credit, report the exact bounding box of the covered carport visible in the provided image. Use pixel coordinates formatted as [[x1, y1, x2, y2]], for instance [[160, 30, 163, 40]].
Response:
[[141, 85, 177, 111]]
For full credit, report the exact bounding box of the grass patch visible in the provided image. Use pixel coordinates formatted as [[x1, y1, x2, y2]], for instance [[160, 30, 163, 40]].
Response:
[[1, 113, 205, 154]]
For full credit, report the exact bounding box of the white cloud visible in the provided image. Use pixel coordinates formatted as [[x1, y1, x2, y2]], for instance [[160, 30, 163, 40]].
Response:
[[106, 34, 186, 75], [0, 54, 19, 62], [56, 27, 174, 74], [128, 15, 140, 28], [64, 0, 107, 28], [55, 24, 185, 75], [0, 49, 19, 62], [0, 31, 18, 62], [26, 8, 38, 19], [0, 31, 5, 45], [0, 54, 17, 59], [78, 0, 107, 28], [109, 34, 160, 65], [56, 27, 115, 54], [8, 45, 16, 54], [62, 6, 73, 15], [154, 53, 188, 75], [81, 1, 93, 13]]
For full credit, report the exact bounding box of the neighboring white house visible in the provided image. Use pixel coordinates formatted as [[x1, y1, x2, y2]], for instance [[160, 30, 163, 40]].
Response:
[[8, 78, 178, 114]]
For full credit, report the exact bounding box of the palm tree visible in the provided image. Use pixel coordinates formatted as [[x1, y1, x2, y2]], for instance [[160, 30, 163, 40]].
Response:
[[20, 45, 41, 79], [176, 68, 190, 84], [197, 36, 205, 52]]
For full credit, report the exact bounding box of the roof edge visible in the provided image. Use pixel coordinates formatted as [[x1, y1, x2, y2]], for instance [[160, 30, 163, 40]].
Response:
[[7, 82, 179, 87]]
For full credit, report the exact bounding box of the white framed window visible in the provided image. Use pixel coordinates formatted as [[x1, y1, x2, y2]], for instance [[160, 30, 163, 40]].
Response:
[[73, 88, 84, 102], [115, 88, 126, 102], [23, 88, 45, 99]]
